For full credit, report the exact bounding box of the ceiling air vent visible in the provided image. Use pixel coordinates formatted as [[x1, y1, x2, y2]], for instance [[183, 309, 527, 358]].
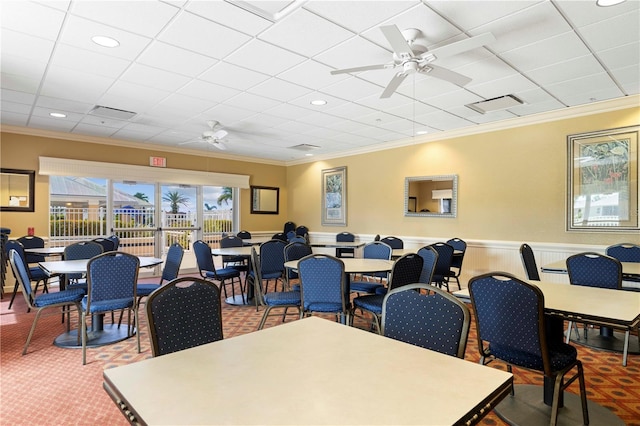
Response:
[[289, 144, 320, 151], [466, 95, 524, 114], [89, 105, 137, 120]]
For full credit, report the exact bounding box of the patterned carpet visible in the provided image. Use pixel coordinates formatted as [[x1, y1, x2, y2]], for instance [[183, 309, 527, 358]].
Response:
[[1, 277, 639, 425]]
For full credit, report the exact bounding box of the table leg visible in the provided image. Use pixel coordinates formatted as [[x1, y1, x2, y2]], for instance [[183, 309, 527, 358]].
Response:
[[54, 313, 135, 348]]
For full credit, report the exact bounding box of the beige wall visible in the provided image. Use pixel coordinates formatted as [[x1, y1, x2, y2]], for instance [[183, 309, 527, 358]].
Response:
[[286, 106, 639, 245], [1, 104, 639, 246], [0, 133, 288, 236]]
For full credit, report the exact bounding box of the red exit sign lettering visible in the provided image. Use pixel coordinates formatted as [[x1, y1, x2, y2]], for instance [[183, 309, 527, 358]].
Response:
[[150, 156, 166, 168]]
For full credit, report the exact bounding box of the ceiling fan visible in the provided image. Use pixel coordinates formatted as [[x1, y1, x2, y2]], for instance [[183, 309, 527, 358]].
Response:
[[182, 120, 229, 150], [331, 25, 495, 98]]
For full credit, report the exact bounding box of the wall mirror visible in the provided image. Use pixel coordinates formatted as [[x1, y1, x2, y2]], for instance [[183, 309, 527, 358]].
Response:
[[0, 168, 35, 212], [404, 175, 457, 218], [250, 186, 279, 214]]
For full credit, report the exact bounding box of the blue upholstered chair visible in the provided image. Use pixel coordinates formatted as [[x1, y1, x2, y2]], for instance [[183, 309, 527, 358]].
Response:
[[295, 225, 309, 237], [288, 235, 307, 244], [255, 239, 287, 294], [469, 272, 589, 426], [427, 242, 454, 291], [350, 241, 392, 295], [298, 254, 350, 324], [9, 250, 84, 355], [335, 231, 355, 258], [107, 234, 120, 250], [237, 230, 252, 246], [220, 235, 248, 271], [82, 252, 140, 364], [380, 236, 403, 249], [381, 283, 470, 358], [146, 277, 223, 356], [353, 253, 423, 334], [606, 243, 640, 286], [283, 241, 312, 291], [272, 232, 288, 242], [445, 237, 466, 290], [136, 243, 184, 301], [519, 243, 540, 281], [5, 240, 51, 310], [283, 221, 296, 235], [249, 247, 301, 330], [63, 241, 104, 291], [17, 235, 46, 264], [193, 239, 242, 303], [92, 237, 115, 253], [416, 245, 438, 285]]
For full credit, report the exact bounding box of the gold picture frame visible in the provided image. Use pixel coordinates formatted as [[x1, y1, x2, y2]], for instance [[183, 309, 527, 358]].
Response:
[[567, 125, 639, 231]]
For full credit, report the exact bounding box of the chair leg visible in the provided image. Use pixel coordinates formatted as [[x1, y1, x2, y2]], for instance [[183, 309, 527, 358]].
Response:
[[135, 308, 140, 354], [8, 280, 19, 309], [81, 312, 87, 365], [577, 362, 589, 425], [258, 306, 273, 330], [622, 330, 630, 367], [22, 309, 44, 355]]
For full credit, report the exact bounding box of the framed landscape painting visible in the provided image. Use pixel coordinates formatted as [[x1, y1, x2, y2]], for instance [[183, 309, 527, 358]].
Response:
[[567, 125, 639, 232], [321, 166, 347, 226]]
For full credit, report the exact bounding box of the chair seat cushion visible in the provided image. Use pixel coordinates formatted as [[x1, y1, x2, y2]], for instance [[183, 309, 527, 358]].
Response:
[[490, 341, 578, 372], [264, 291, 301, 306], [137, 283, 160, 297], [34, 288, 85, 307], [303, 302, 344, 312], [353, 294, 384, 314], [82, 296, 134, 313], [204, 268, 240, 280], [350, 280, 383, 294], [29, 267, 49, 281]]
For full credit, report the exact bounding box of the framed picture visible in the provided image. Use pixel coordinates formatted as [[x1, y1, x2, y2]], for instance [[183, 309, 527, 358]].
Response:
[[321, 166, 347, 226], [0, 168, 35, 212], [567, 125, 639, 232]]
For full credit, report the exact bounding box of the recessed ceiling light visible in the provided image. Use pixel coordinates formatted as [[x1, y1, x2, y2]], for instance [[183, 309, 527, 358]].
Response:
[[415, 130, 429, 135], [49, 112, 66, 118], [92, 35, 120, 48], [596, 0, 625, 6], [310, 99, 327, 106], [305, 153, 313, 156]]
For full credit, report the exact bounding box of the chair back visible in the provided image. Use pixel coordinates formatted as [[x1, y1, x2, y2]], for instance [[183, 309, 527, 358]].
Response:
[[382, 284, 470, 358], [146, 277, 223, 357], [416, 246, 438, 284], [374, 234, 381, 241], [288, 235, 307, 244], [237, 230, 252, 240], [108, 234, 120, 250], [272, 232, 287, 242], [8, 249, 36, 307], [86, 252, 139, 312], [193, 240, 215, 276], [249, 247, 266, 305], [220, 235, 243, 249], [606, 243, 640, 263], [336, 232, 355, 258], [362, 241, 392, 279], [469, 272, 552, 375], [160, 243, 184, 283], [92, 237, 116, 252], [566, 252, 622, 289], [283, 221, 296, 234], [428, 242, 454, 281], [520, 243, 540, 281], [64, 241, 104, 280], [380, 236, 403, 249], [286, 230, 297, 241], [295, 225, 309, 236], [388, 253, 423, 292], [5, 240, 41, 282], [298, 254, 348, 314], [284, 241, 313, 280], [446, 237, 466, 269], [259, 239, 287, 276], [17, 235, 46, 263]]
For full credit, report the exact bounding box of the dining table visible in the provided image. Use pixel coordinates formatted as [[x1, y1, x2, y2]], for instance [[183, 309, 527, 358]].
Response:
[[454, 281, 638, 425], [24, 246, 65, 256], [211, 246, 253, 306], [103, 316, 513, 426], [540, 259, 640, 355], [38, 256, 163, 348]]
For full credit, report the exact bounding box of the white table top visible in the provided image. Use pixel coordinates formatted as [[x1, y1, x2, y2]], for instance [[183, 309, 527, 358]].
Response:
[[285, 258, 394, 274], [211, 246, 252, 256], [308, 241, 366, 249], [24, 246, 65, 255], [103, 317, 512, 425], [39, 256, 162, 275], [541, 259, 640, 276], [453, 281, 640, 326]]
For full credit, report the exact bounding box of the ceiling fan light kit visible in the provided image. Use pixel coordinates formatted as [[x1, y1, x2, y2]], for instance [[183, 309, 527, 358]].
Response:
[[330, 24, 495, 99]]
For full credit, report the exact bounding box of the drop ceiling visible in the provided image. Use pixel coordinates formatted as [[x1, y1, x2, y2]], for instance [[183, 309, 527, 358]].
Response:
[[1, 0, 638, 165]]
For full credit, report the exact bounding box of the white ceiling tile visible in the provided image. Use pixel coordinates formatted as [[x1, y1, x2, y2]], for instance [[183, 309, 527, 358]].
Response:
[[1, 1, 66, 40], [1, 29, 55, 63], [545, 73, 623, 105], [100, 81, 171, 110], [449, 105, 517, 124], [199, 61, 270, 91], [555, 0, 639, 27], [611, 64, 640, 93], [320, 77, 383, 102], [454, 56, 518, 85], [384, 101, 439, 119], [468, 74, 539, 99], [288, 92, 348, 110], [137, 41, 218, 77], [314, 36, 391, 71], [500, 31, 591, 72], [248, 78, 313, 102], [324, 102, 378, 120], [414, 110, 474, 131], [428, 1, 541, 31], [2, 89, 36, 105], [51, 44, 131, 79], [304, 0, 418, 33], [355, 92, 413, 110], [278, 59, 349, 90], [1, 110, 29, 126], [1, 100, 31, 115], [40, 66, 115, 102], [527, 55, 605, 86], [262, 102, 317, 120], [225, 39, 306, 76], [59, 15, 153, 61], [70, 0, 180, 38], [225, 92, 281, 112], [28, 115, 77, 131], [296, 111, 345, 127], [177, 79, 241, 103], [35, 96, 93, 114], [0, 72, 42, 94], [185, 1, 272, 36], [72, 122, 119, 137], [79, 114, 129, 129], [598, 41, 640, 72], [159, 11, 252, 59], [579, 10, 640, 52], [395, 74, 459, 99], [203, 104, 257, 123], [121, 64, 191, 91], [156, 93, 216, 115], [1, 55, 47, 80]]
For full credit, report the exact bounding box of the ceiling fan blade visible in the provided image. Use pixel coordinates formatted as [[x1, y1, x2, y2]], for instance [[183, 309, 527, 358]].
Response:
[[380, 72, 408, 98], [426, 32, 495, 60], [421, 64, 472, 86], [330, 64, 390, 75], [380, 25, 415, 60], [213, 129, 228, 139], [212, 141, 227, 150], [179, 139, 200, 145]]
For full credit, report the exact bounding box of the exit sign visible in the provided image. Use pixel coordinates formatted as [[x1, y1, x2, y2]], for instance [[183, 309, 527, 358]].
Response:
[[150, 156, 166, 168]]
